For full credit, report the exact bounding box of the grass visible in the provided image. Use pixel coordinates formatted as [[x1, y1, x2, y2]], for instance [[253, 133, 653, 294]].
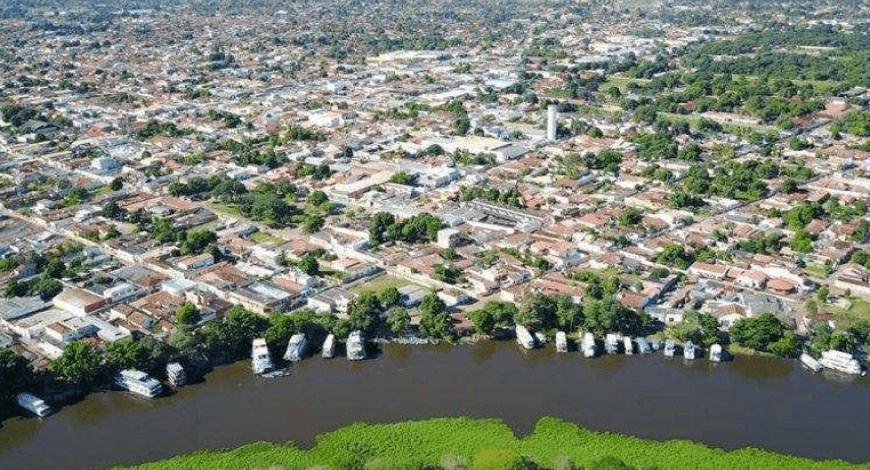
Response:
[[351, 275, 420, 295], [208, 202, 243, 218], [115, 417, 870, 470], [249, 230, 285, 246], [829, 300, 870, 326], [804, 264, 829, 279]]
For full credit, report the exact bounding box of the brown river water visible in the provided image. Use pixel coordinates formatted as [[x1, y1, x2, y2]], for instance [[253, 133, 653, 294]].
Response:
[[1, 341, 869, 470]]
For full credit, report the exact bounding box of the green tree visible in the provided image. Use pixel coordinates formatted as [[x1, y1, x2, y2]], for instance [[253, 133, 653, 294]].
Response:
[[175, 301, 200, 326], [51, 340, 103, 385], [110, 177, 124, 191], [730, 313, 796, 356], [419, 293, 451, 338], [472, 448, 533, 470], [302, 215, 324, 234], [386, 308, 411, 335], [296, 254, 319, 276], [379, 287, 400, 308], [103, 338, 148, 371]]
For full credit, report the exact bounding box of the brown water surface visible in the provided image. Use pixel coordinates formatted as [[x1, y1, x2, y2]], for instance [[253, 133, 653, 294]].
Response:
[[1, 341, 869, 470]]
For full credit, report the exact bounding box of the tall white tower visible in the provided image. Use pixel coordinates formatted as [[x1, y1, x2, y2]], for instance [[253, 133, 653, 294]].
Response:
[[547, 105, 557, 141]]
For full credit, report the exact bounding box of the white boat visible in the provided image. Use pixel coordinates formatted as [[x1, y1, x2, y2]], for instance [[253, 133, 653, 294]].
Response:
[[800, 353, 822, 372], [819, 350, 862, 375], [16, 393, 51, 417], [252, 338, 273, 374], [534, 331, 547, 345], [581, 332, 597, 358], [648, 337, 662, 351], [636, 337, 652, 354], [347, 330, 366, 361], [604, 333, 621, 354], [166, 362, 186, 387], [322, 334, 336, 359], [683, 340, 697, 360], [623, 337, 634, 355], [515, 325, 536, 350], [709, 344, 724, 362], [663, 339, 676, 357], [283, 333, 307, 362], [555, 331, 568, 353], [116, 369, 163, 398]]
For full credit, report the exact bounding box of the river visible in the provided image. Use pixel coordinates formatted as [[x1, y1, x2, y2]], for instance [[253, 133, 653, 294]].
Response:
[[1, 341, 869, 470]]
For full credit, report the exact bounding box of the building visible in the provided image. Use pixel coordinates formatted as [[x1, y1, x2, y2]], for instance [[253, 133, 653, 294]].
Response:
[[52, 289, 106, 316]]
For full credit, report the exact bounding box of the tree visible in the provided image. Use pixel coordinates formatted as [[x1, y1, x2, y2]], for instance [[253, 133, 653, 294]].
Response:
[[817, 286, 830, 303], [103, 201, 122, 219], [110, 177, 124, 191], [583, 296, 646, 336], [104, 338, 147, 371], [302, 215, 324, 234], [51, 340, 103, 385], [419, 293, 451, 338], [175, 301, 200, 326], [379, 287, 400, 308], [348, 291, 381, 334], [369, 212, 396, 246], [515, 292, 558, 330], [386, 308, 411, 335], [0, 348, 31, 403], [296, 254, 319, 276], [308, 190, 328, 207], [670, 311, 719, 347], [730, 313, 796, 356]]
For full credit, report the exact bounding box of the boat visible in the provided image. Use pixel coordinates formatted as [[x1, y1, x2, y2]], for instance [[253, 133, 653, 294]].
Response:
[[555, 331, 568, 353], [283, 333, 307, 362], [604, 333, 621, 354], [819, 350, 862, 375], [709, 344, 724, 362], [623, 337, 634, 355], [683, 340, 697, 360], [16, 393, 51, 417], [166, 362, 186, 387], [347, 330, 366, 361], [636, 337, 652, 354], [534, 331, 547, 345], [581, 332, 597, 358], [663, 339, 676, 357], [115, 369, 163, 398], [322, 334, 336, 359], [515, 325, 536, 350], [252, 338, 273, 374], [800, 353, 822, 372], [647, 337, 662, 351]]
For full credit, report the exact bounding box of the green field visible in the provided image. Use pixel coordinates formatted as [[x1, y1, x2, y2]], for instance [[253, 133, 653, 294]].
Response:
[[116, 417, 868, 470], [249, 230, 285, 245], [829, 300, 870, 326], [351, 275, 421, 294]]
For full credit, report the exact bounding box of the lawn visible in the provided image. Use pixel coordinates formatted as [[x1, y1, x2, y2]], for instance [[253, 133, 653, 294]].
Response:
[[208, 202, 242, 218], [351, 275, 421, 295], [829, 299, 870, 326], [249, 230, 285, 246]]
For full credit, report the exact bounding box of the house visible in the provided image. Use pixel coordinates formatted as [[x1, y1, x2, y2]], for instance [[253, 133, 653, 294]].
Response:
[[53, 289, 106, 316], [178, 253, 215, 271], [308, 288, 355, 315], [688, 262, 729, 281], [735, 270, 767, 290], [398, 285, 427, 307]]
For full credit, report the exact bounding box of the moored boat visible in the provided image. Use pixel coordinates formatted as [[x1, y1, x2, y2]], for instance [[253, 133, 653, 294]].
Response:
[[819, 350, 862, 375], [252, 338, 273, 374], [347, 330, 366, 361], [663, 339, 676, 357], [283, 333, 307, 362], [515, 325, 536, 350], [800, 353, 822, 372], [581, 332, 597, 358], [16, 393, 51, 417], [555, 331, 567, 353], [166, 362, 186, 387], [116, 369, 163, 398], [322, 334, 336, 359]]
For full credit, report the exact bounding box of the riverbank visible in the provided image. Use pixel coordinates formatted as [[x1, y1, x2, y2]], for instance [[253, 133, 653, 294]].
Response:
[[114, 417, 869, 470]]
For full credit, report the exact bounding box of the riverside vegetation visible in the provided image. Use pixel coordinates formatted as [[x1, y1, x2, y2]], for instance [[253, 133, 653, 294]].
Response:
[[115, 417, 869, 470]]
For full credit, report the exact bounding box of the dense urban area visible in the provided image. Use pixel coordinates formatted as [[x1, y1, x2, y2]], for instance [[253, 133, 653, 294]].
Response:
[[3, 0, 870, 468]]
